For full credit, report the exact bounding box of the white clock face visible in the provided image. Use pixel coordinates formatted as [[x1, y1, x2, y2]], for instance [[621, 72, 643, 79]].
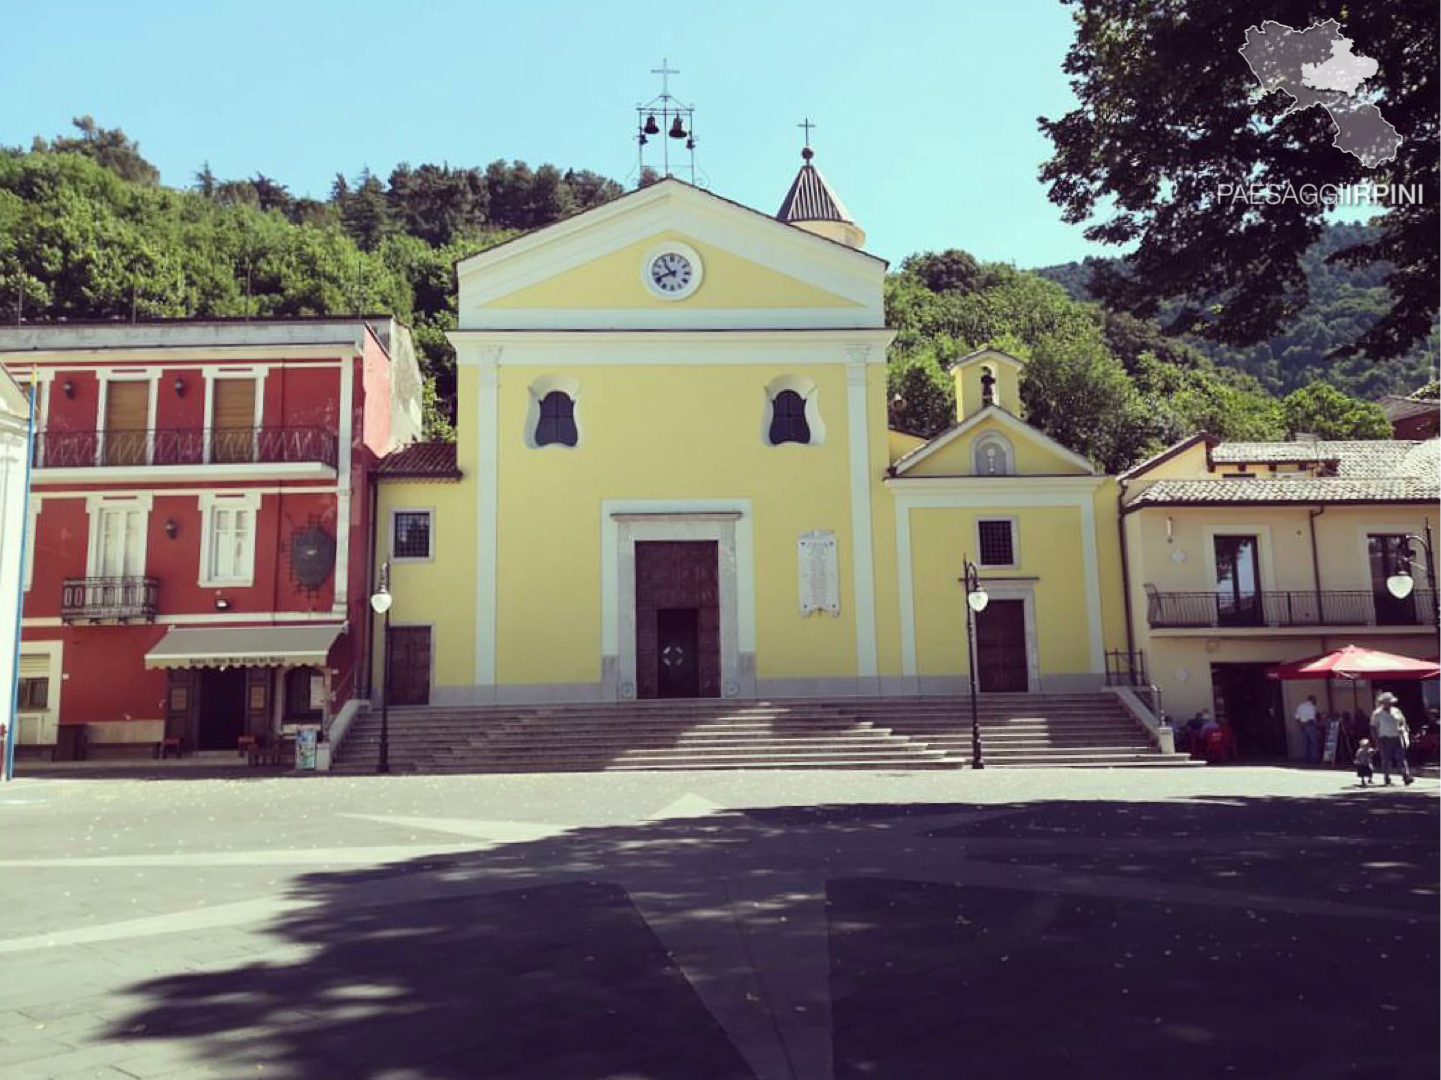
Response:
[[649, 251, 694, 294]]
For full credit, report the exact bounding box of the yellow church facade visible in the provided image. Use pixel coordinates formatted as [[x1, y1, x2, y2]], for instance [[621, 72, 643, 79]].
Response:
[[375, 171, 1126, 706]]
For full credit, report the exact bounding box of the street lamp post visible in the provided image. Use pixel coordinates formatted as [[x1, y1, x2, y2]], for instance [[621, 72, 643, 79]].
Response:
[[369, 566, 394, 775], [960, 555, 990, 770]]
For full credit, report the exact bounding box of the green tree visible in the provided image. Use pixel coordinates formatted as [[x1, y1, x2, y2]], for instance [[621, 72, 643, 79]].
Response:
[[1280, 381, 1392, 438], [1039, 0, 1438, 360], [44, 116, 160, 186], [887, 349, 955, 436]]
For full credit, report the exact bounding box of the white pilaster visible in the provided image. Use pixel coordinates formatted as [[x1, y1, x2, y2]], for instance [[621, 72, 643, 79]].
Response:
[[845, 353, 878, 681]]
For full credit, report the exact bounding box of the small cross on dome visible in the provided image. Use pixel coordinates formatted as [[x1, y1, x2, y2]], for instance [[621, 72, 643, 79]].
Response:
[[798, 117, 817, 160]]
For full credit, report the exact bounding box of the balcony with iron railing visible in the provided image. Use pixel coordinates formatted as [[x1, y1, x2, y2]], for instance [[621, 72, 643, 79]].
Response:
[[34, 427, 338, 470], [61, 577, 159, 623], [1146, 588, 1439, 630]]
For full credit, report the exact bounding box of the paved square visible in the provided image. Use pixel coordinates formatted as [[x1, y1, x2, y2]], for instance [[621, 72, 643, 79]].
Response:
[[0, 767, 1436, 1079]]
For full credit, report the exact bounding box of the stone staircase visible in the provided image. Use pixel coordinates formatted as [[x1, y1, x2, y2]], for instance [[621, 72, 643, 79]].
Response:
[[837, 693, 1197, 768], [330, 693, 1192, 774], [330, 699, 955, 774]]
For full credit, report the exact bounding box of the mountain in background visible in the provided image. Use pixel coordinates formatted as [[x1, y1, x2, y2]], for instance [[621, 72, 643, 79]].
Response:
[[1035, 222, 1439, 402]]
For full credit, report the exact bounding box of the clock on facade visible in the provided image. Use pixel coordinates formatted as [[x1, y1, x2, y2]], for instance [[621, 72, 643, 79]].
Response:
[[642, 242, 703, 300]]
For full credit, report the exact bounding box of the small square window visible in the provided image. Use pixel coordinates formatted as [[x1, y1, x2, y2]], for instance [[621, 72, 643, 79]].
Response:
[[978, 520, 1015, 567], [18, 677, 48, 711], [393, 511, 432, 560]]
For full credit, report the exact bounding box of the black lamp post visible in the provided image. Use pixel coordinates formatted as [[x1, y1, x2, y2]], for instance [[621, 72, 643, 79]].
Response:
[[960, 555, 990, 770], [369, 568, 393, 775]]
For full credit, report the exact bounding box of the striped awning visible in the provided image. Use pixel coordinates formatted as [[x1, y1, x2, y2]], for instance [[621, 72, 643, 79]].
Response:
[[144, 624, 344, 670]]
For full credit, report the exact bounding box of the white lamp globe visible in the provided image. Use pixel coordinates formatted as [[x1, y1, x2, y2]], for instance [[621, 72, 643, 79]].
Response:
[[370, 590, 394, 615], [967, 589, 990, 613], [1385, 573, 1415, 599]]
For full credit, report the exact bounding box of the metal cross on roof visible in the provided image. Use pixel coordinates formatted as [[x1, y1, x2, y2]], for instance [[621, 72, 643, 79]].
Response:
[[798, 117, 817, 148], [651, 58, 680, 97]]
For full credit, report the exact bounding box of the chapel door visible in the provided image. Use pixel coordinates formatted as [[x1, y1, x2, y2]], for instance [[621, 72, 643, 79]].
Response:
[[635, 541, 720, 699], [656, 608, 701, 698], [386, 626, 432, 706], [975, 599, 1029, 692]]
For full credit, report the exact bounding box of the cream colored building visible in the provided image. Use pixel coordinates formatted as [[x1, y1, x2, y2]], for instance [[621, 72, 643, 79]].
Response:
[[1121, 435, 1439, 758], [373, 164, 1127, 707], [0, 367, 34, 767]]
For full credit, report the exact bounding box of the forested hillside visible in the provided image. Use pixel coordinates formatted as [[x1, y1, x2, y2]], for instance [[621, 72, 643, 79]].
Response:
[[1036, 223, 1440, 401], [0, 119, 1400, 466]]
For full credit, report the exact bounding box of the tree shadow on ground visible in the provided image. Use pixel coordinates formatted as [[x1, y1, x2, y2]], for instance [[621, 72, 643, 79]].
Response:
[[103, 791, 1438, 1079]]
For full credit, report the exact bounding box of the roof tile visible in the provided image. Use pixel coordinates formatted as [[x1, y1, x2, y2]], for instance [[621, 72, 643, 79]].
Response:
[[376, 441, 460, 479]]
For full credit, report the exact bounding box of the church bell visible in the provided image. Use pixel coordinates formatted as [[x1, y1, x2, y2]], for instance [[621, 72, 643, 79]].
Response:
[[669, 117, 687, 139]]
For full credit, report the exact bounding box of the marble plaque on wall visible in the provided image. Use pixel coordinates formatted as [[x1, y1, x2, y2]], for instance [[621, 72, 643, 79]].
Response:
[[798, 530, 840, 617]]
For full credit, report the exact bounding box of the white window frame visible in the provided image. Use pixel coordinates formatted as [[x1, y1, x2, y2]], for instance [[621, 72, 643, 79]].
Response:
[[524, 375, 582, 450], [761, 375, 827, 447], [197, 491, 262, 587], [201, 367, 267, 464], [84, 493, 154, 578], [976, 517, 1020, 569], [23, 496, 40, 592], [390, 507, 435, 563], [971, 431, 1014, 476]]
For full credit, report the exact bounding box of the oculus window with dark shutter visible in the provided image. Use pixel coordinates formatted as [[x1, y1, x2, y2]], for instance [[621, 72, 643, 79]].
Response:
[[536, 391, 578, 447], [769, 389, 811, 446], [978, 520, 1015, 567]]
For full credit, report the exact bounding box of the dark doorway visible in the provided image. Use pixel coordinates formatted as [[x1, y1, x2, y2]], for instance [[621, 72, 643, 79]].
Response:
[[1213, 534, 1263, 627], [976, 599, 1028, 692], [386, 626, 432, 706], [656, 608, 701, 698], [636, 541, 720, 699], [1210, 662, 1286, 758], [197, 668, 247, 750]]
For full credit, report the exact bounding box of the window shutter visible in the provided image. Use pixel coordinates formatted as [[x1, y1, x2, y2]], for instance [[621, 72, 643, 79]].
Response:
[[104, 382, 149, 465], [211, 379, 256, 463]]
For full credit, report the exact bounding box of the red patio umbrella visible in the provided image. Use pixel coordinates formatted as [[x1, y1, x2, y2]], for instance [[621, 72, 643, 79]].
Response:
[[1269, 644, 1441, 682]]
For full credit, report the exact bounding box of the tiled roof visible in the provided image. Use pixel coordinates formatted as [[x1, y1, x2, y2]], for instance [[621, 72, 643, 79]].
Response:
[[1127, 476, 1437, 507], [1381, 395, 1440, 422], [1211, 440, 1426, 477], [777, 160, 855, 225], [375, 441, 460, 479]]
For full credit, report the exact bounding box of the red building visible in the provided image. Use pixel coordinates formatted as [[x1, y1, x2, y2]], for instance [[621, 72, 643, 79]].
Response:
[[0, 318, 421, 758]]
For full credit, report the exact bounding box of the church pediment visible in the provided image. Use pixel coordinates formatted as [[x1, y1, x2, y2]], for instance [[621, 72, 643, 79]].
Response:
[[456, 180, 885, 330], [890, 409, 1095, 478]]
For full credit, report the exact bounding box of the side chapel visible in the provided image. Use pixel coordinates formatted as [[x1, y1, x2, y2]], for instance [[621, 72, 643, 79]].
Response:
[[375, 155, 1126, 705]]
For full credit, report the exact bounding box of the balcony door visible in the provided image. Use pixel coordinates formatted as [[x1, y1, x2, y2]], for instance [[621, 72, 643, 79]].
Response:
[[1368, 534, 1417, 625], [210, 378, 257, 463], [103, 381, 149, 466], [94, 505, 146, 579], [1213, 535, 1262, 627]]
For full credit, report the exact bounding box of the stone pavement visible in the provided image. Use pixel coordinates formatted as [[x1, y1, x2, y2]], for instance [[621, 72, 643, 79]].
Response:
[[0, 767, 1435, 1079]]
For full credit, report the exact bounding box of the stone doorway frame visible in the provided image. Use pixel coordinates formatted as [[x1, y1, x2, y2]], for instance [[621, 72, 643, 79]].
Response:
[[602, 505, 755, 702]]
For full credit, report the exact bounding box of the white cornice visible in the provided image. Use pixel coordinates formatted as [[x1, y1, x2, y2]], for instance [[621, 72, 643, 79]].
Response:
[[1, 346, 356, 365], [884, 475, 1107, 498], [449, 328, 896, 366], [35, 462, 337, 485]]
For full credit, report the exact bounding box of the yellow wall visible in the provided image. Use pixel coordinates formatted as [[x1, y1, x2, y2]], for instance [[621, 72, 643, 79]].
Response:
[[1126, 440, 1211, 482], [492, 363, 861, 685], [482, 232, 862, 310], [373, 474, 478, 689], [888, 429, 924, 461], [952, 353, 1022, 421], [903, 415, 1091, 477], [907, 504, 1095, 678]]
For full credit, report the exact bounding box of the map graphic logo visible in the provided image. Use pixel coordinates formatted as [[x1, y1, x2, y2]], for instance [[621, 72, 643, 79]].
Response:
[[1239, 20, 1401, 168]]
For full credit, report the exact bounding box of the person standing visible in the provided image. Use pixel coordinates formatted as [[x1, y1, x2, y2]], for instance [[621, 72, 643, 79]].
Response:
[[1295, 695, 1320, 764], [1370, 692, 1414, 787]]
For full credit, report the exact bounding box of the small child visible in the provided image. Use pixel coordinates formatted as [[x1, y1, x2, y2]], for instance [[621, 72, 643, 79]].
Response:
[[1354, 739, 1376, 786]]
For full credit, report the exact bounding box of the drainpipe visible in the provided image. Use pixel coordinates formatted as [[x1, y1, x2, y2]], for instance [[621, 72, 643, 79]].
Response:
[[363, 473, 379, 700], [1116, 481, 1137, 665], [1308, 505, 1330, 713]]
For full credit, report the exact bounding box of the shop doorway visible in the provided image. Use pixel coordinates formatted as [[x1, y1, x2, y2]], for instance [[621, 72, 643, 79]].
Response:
[[197, 668, 247, 750], [1210, 662, 1286, 758]]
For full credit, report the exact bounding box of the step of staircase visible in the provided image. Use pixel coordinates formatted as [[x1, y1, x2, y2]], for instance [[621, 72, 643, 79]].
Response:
[[329, 693, 1194, 774]]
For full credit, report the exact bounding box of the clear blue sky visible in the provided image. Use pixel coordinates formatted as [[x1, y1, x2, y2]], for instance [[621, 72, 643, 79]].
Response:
[[2, 0, 1107, 267]]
